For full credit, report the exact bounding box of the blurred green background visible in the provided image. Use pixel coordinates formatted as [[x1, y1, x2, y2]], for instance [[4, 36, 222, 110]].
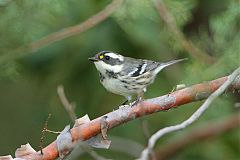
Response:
[[0, 0, 239, 159]]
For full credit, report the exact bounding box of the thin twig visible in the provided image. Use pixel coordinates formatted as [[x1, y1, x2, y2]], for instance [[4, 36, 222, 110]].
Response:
[[0, 0, 123, 63], [88, 150, 111, 160], [141, 120, 151, 139], [140, 120, 157, 160], [154, 0, 214, 63], [155, 113, 240, 160], [109, 136, 144, 157], [39, 114, 52, 155], [39, 115, 61, 155], [70, 142, 111, 160], [139, 67, 240, 159], [44, 129, 61, 134], [57, 85, 77, 122], [57, 85, 108, 160], [28, 0, 123, 52]]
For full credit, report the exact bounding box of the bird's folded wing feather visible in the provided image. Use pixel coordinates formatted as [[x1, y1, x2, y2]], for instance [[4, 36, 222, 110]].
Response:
[[122, 57, 160, 77]]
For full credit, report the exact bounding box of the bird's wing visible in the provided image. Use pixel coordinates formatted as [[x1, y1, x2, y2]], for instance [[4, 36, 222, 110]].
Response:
[[122, 57, 187, 77], [122, 57, 160, 77]]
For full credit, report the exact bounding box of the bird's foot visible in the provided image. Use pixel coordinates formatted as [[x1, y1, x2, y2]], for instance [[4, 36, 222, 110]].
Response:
[[168, 84, 186, 96], [121, 99, 129, 105], [130, 97, 142, 107], [118, 99, 130, 109]]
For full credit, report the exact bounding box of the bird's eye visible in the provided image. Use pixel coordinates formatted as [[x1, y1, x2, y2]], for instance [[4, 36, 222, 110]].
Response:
[[99, 55, 104, 59], [105, 56, 110, 60]]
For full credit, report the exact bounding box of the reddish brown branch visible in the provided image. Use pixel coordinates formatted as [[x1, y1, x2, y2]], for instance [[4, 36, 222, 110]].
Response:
[[155, 113, 240, 160], [5, 74, 240, 160]]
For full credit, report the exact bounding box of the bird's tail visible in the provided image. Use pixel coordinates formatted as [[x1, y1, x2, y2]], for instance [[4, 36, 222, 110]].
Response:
[[153, 58, 188, 75]]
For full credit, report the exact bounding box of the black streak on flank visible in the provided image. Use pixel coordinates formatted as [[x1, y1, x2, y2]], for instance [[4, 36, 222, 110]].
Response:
[[132, 87, 140, 90], [124, 85, 129, 89], [106, 70, 117, 79], [137, 82, 147, 85], [99, 73, 105, 82], [121, 80, 129, 84]]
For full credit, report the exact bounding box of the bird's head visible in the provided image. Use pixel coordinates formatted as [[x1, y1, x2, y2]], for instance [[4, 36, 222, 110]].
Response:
[[88, 51, 124, 73]]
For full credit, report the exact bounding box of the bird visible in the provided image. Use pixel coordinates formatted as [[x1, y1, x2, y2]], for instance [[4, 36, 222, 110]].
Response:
[[89, 51, 187, 106]]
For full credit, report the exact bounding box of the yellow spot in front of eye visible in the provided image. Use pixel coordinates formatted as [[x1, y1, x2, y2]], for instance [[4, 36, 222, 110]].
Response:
[[99, 55, 104, 59]]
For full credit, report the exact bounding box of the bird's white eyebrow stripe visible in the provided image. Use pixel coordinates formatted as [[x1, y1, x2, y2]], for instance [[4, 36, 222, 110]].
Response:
[[139, 63, 147, 74], [105, 52, 124, 61]]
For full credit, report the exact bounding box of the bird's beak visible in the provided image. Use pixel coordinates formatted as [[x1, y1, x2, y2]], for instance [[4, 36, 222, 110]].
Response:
[[88, 57, 98, 62]]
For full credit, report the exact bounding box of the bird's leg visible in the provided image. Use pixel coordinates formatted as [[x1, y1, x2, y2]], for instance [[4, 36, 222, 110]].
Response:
[[131, 92, 144, 107], [119, 96, 132, 107], [121, 99, 129, 105], [168, 86, 176, 96], [130, 97, 141, 107], [168, 84, 186, 96]]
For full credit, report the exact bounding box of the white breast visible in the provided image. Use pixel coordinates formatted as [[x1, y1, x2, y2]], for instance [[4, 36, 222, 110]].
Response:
[[101, 78, 131, 97]]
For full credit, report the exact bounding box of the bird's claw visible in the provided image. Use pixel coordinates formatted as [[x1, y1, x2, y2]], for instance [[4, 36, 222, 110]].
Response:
[[130, 97, 142, 107], [121, 99, 129, 106]]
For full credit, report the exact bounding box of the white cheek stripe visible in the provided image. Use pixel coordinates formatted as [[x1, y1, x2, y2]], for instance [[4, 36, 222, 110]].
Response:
[[139, 63, 147, 74], [105, 52, 124, 61], [94, 61, 123, 73]]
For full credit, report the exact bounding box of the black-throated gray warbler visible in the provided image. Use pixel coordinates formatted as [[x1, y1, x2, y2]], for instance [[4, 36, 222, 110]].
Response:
[[89, 51, 187, 105]]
